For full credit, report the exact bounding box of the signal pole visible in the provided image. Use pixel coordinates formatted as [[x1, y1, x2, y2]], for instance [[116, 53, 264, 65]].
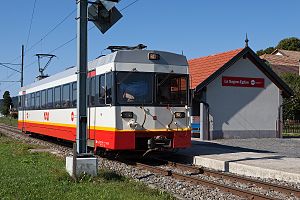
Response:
[[76, 0, 88, 154], [66, 0, 122, 178]]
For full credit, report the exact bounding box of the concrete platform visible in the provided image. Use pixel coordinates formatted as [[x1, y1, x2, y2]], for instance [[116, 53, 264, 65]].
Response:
[[179, 138, 300, 183]]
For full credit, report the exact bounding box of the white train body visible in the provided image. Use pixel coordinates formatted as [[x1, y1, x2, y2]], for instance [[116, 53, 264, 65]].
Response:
[[18, 50, 191, 150]]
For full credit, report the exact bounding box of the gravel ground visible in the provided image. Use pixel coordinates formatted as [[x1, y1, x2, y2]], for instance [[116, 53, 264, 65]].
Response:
[[159, 165, 299, 200], [211, 138, 300, 158], [99, 157, 244, 200]]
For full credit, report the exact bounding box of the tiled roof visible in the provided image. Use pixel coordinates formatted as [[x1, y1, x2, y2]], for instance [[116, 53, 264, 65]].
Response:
[[260, 53, 299, 74], [260, 54, 300, 67], [188, 48, 243, 89], [271, 65, 298, 75], [273, 49, 300, 60]]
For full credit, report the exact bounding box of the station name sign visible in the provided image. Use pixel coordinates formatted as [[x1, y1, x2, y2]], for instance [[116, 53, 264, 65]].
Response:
[[222, 76, 265, 88]]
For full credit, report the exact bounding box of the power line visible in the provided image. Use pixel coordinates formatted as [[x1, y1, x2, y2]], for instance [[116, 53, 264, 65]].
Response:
[[120, 0, 140, 11], [26, 9, 77, 55], [25, 0, 37, 49], [9, 8, 77, 64], [2, 0, 142, 91]]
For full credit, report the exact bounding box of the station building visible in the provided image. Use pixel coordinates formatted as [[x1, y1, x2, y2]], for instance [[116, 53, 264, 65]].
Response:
[[189, 46, 293, 140]]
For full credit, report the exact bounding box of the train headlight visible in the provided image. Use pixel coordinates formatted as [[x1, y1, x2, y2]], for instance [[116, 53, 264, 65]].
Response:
[[121, 111, 134, 118], [174, 112, 185, 118], [148, 52, 160, 60]]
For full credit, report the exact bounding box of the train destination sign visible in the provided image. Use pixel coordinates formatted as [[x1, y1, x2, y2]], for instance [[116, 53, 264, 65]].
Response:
[[222, 76, 265, 88]]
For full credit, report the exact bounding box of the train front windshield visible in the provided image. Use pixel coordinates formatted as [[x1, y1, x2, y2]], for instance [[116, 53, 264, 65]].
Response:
[[116, 72, 188, 106]]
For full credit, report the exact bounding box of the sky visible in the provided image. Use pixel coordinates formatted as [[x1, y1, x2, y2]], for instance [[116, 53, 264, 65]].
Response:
[[0, 0, 299, 97]]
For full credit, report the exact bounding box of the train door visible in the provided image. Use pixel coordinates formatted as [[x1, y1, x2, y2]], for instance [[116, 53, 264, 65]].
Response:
[[19, 95, 26, 132]]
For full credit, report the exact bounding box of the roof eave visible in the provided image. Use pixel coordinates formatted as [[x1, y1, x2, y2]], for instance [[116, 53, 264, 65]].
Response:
[[194, 47, 293, 98]]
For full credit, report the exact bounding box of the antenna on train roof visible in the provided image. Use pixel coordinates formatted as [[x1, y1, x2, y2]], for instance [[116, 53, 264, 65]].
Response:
[[106, 44, 147, 52], [35, 53, 56, 80]]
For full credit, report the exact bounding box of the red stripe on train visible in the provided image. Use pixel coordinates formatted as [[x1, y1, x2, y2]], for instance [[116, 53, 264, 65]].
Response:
[[18, 122, 191, 150]]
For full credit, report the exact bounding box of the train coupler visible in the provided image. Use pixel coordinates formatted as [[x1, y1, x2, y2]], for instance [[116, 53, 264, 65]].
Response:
[[147, 136, 172, 149]]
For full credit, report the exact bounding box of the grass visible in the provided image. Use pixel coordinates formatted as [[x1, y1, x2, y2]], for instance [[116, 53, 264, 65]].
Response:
[[0, 116, 18, 127], [282, 133, 300, 138], [0, 135, 173, 200]]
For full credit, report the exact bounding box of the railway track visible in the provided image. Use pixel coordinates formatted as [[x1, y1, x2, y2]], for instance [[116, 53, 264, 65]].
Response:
[[161, 159, 300, 199], [1, 123, 299, 200], [132, 158, 300, 200]]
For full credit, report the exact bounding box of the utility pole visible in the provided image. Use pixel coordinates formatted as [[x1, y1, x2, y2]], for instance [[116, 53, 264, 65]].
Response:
[[21, 45, 24, 87], [76, 0, 88, 154]]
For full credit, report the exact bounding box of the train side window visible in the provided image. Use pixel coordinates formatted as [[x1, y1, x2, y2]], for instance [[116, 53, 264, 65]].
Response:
[[25, 94, 31, 110], [95, 76, 99, 106], [72, 82, 77, 107], [62, 84, 70, 108], [47, 88, 53, 108], [54, 86, 61, 108], [87, 78, 90, 106], [18, 96, 22, 110], [106, 72, 112, 104], [41, 90, 46, 109], [31, 93, 35, 110], [99, 74, 105, 105], [35, 91, 40, 109], [89, 77, 96, 106]]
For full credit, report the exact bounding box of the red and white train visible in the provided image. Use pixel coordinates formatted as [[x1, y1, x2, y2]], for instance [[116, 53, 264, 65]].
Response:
[[18, 48, 191, 151]]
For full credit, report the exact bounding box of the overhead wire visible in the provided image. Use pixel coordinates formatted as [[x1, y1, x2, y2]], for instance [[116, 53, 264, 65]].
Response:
[[9, 8, 77, 64], [25, 0, 37, 50], [6, 8, 77, 79], [2, 0, 142, 92]]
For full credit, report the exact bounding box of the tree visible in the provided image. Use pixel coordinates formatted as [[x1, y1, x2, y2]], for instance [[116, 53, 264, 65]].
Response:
[[256, 37, 300, 56], [1, 91, 13, 116], [280, 73, 300, 120], [257, 47, 275, 56], [276, 37, 300, 51]]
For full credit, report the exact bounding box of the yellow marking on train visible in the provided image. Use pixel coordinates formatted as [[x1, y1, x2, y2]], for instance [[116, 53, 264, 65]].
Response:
[[18, 120, 76, 128], [18, 120, 191, 132]]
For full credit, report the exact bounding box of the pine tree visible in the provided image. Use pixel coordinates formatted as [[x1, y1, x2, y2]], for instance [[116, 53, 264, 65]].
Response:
[[1, 91, 13, 116]]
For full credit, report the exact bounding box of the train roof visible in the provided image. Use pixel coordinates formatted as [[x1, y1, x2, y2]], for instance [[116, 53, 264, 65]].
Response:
[[21, 49, 188, 91]]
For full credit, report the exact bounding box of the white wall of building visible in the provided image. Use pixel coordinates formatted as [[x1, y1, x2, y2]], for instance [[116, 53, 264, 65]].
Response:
[[205, 57, 282, 139]]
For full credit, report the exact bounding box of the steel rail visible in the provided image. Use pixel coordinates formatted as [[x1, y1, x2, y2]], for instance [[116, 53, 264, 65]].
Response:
[[155, 158, 300, 199], [135, 162, 277, 200]]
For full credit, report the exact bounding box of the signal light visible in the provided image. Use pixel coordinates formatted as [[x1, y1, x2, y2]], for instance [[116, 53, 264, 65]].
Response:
[[174, 112, 185, 118]]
